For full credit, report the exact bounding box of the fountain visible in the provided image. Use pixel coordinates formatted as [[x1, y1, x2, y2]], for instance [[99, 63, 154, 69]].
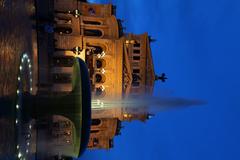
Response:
[[0, 54, 91, 160]]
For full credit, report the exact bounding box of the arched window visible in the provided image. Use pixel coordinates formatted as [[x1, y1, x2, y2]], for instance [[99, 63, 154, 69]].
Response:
[[91, 119, 101, 126], [96, 59, 106, 68], [83, 20, 101, 25], [84, 29, 102, 37], [86, 44, 106, 55], [95, 74, 105, 83], [95, 87, 106, 98], [96, 59, 103, 68]]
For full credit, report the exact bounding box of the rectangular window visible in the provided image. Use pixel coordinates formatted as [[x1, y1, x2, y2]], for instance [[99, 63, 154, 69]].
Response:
[[133, 69, 140, 73], [84, 29, 102, 37], [133, 49, 140, 54], [134, 43, 140, 48], [133, 56, 140, 60]]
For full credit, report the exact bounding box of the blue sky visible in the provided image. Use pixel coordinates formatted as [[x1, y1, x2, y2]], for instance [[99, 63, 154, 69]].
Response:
[[81, 0, 240, 160]]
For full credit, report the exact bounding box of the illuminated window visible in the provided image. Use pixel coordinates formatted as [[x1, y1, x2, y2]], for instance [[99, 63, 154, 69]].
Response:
[[123, 113, 128, 118], [64, 131, 71, 136], [66, 140, 70, 144]]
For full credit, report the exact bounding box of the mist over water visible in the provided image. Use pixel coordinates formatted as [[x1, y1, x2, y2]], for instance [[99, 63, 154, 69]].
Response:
[[92, 95, 206, 112]]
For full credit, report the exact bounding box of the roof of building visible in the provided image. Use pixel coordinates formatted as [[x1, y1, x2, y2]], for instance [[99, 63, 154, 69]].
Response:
[[145, 34, 156, 93]]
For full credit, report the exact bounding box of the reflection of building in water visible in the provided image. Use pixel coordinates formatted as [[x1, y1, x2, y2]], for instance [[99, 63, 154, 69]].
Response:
[[51, 115, 74, 145], [48, 115, 76, 155], [46, 0, 155, 150]]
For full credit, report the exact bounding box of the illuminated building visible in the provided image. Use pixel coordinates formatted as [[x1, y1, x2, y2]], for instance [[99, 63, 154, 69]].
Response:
[[39, 0, 156, 150]]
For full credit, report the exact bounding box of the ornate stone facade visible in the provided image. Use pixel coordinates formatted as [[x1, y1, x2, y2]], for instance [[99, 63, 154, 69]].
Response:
[[51, 0, 155, 150]]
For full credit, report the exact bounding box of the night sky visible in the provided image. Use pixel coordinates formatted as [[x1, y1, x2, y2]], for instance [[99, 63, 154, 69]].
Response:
[[81, 0, 240, 160]]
